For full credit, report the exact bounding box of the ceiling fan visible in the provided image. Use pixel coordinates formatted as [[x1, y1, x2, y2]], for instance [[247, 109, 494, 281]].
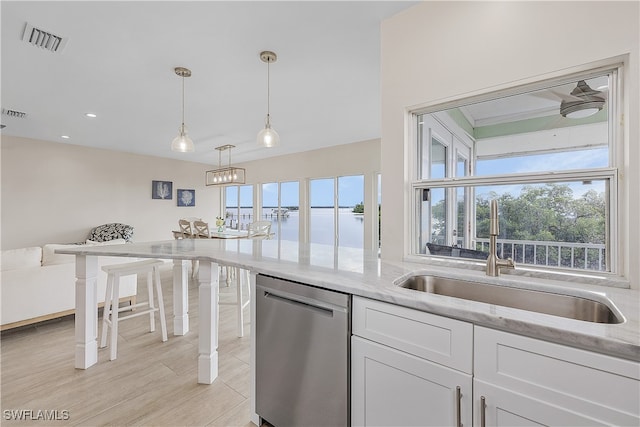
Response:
[[533, 78, 608, 119]]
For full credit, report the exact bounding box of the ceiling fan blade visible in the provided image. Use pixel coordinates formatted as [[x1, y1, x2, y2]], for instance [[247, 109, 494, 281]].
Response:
[[530, 89, 575, 102]]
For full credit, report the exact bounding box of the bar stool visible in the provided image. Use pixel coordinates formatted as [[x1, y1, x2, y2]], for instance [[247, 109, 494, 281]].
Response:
[[100, 259, 167, 360], [219, 266, 250, 337]]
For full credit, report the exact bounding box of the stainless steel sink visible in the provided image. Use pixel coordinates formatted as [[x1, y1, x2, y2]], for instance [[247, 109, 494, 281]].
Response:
[[397, 275, 623, 324]]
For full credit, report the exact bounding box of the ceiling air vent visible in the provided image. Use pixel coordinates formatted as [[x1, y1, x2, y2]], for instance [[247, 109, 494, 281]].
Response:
[[21, 22, 67, 53], [2, 108, 28, 119]]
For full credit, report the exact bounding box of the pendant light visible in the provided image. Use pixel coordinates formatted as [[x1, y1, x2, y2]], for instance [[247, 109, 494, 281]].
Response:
[[171, 66, 195, 152], [257, 51, 280, 148]]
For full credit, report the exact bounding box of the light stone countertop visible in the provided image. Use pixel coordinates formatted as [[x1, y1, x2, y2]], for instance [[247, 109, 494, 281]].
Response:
[[57, 238, 640, 362]]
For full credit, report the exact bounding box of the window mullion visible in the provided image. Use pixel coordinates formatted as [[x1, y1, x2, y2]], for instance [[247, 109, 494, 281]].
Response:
[[413, 168, 617, 190]]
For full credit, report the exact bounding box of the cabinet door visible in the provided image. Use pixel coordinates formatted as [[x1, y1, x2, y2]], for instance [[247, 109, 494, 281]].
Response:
[[474, 326, 640, 425], [474, 380, 614, 426], [352, 336, 471, 427]]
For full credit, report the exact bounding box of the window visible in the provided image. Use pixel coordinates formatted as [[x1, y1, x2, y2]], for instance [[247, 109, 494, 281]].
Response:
[[412, 67, 619, 274], [338, 175, 365, 249], [310, 178, 335, 245], [262, 181, 299, 241], [225, 185, 253, 230], [309, 176, 365, 248]]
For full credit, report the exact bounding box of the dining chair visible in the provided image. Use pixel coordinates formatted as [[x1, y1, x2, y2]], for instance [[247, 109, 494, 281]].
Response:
[[248, 220, 272, 239], [193, 220, 210, 238], [177, 219, 200, 277], [177, 219, 193, 239]]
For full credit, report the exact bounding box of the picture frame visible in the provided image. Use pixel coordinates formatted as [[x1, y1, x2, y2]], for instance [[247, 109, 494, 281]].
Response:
[[152, 180, 172, 199], [177, 189, 196, 207]]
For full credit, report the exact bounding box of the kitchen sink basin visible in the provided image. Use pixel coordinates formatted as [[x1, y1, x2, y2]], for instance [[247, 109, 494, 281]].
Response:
[[397, 275, 623, 324]]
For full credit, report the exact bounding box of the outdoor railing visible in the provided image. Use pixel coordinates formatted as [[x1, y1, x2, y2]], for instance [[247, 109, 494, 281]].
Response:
[[475, 238, 607, 272]]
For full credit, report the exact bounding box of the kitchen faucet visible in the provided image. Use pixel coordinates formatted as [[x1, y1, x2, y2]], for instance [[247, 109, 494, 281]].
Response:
[[486, 199, 515, 276]]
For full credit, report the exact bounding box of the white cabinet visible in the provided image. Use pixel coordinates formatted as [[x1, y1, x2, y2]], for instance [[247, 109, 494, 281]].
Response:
[[351, 297, 473, 426], [351, 297, 640, 427], [474, 380, 614, 426], [352, 336, 472, 426], [474, 326, 640, 426]]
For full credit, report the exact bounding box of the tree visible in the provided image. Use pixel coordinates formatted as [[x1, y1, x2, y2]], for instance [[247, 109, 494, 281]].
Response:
[[475, 184, 605, 244]]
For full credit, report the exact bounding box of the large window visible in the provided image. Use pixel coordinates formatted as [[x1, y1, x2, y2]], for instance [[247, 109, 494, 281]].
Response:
[[309, 176, 365, 247], [413, 67, 619, 274], [225, 185, 253, 230], [262, 181, 300, 241]]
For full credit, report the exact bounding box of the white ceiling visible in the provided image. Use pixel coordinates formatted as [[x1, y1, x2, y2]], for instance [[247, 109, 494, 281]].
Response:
[[1, 1, 417, 165]]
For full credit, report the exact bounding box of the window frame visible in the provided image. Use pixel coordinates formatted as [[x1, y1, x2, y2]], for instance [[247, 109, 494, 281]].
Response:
[[409, 65, 623, 277]]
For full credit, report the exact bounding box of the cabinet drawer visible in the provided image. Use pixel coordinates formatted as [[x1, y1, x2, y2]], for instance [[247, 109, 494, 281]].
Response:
[[474, 326, 640, 421], [352, 296, 472, 373]]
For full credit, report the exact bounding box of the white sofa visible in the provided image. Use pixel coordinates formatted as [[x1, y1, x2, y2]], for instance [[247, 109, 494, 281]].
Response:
[[1, 240, 137, 330]]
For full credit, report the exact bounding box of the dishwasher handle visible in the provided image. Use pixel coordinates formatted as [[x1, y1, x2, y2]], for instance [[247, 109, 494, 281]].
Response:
[[259, 284, 349, 318], [264, 291, 336, 317]]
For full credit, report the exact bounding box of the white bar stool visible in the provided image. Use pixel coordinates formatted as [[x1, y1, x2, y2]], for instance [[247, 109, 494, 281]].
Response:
[[100, 259, 167, 360], [219, 266, 250, 337]]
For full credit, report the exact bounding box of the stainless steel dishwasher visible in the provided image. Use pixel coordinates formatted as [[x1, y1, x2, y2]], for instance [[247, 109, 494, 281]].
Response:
[[256, 274, 350, 427]]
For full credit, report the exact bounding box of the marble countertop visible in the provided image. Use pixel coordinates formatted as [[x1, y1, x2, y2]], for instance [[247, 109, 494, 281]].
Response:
[[57, 238, 640, 361]]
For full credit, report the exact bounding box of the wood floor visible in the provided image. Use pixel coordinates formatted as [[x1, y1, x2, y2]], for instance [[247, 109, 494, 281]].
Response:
[[1, 266, 254, 426]]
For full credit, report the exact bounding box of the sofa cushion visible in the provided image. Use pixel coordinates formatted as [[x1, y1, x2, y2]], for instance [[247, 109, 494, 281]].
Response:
[[41, 244, 80, 266], [88, 223, 134, 242], [1, 247, 42, 271]]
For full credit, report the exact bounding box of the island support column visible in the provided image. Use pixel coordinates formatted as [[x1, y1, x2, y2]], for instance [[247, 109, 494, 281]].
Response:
[[197, 260, 219, 384], [74, 254, 98, 369], [249, 271, 260, 425], [172, 259, 189, 335]]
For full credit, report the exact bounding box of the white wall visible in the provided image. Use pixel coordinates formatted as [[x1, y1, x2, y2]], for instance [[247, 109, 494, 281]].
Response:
[[1, 136, 380, 250], [236, 138, 379, 184], [1, 136, 220, 249], [380, 2, 639, 286]]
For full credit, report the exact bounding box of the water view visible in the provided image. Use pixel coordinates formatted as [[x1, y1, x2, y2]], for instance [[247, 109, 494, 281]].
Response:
[[225, 207, 365, 248]]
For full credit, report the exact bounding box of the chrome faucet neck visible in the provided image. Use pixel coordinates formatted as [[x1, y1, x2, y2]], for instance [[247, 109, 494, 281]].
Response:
[[486, 200, 515, 276]]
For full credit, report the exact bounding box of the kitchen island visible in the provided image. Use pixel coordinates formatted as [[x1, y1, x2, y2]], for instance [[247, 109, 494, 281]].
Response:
[[58, 238, 640, 424]]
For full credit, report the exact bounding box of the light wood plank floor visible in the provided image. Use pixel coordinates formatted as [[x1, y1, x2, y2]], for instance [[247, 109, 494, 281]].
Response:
[[1, 266, 253, 426]]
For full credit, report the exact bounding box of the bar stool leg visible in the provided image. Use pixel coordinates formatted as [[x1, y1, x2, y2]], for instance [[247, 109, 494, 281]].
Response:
[[154, 266, 168, 342], [109, 272, 120, 361], [147, 270, 156, 333], [100, 273, 114, 349], [244, 269, 251, 302], [236, 267, 244, 338]]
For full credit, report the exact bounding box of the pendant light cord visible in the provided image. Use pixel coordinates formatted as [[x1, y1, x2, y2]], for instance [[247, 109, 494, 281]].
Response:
[[266, 58, 271, 125], [181, 75, 186, 127]]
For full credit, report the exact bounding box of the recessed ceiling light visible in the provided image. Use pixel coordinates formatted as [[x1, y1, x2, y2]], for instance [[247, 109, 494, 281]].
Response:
[[85, 113, 97, 118], [61, 135, 70, 139]]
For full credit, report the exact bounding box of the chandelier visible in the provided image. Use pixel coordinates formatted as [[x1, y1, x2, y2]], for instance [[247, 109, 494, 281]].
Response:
[[205, 144, 246, 186]]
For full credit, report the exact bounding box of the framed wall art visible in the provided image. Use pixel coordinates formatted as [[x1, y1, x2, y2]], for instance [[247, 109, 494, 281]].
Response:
[[152, 180, 172, 199], [177, 189, 195, 207]]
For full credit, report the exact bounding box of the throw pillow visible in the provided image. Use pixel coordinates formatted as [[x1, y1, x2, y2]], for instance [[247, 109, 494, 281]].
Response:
[[87, 223, 134, 242]]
